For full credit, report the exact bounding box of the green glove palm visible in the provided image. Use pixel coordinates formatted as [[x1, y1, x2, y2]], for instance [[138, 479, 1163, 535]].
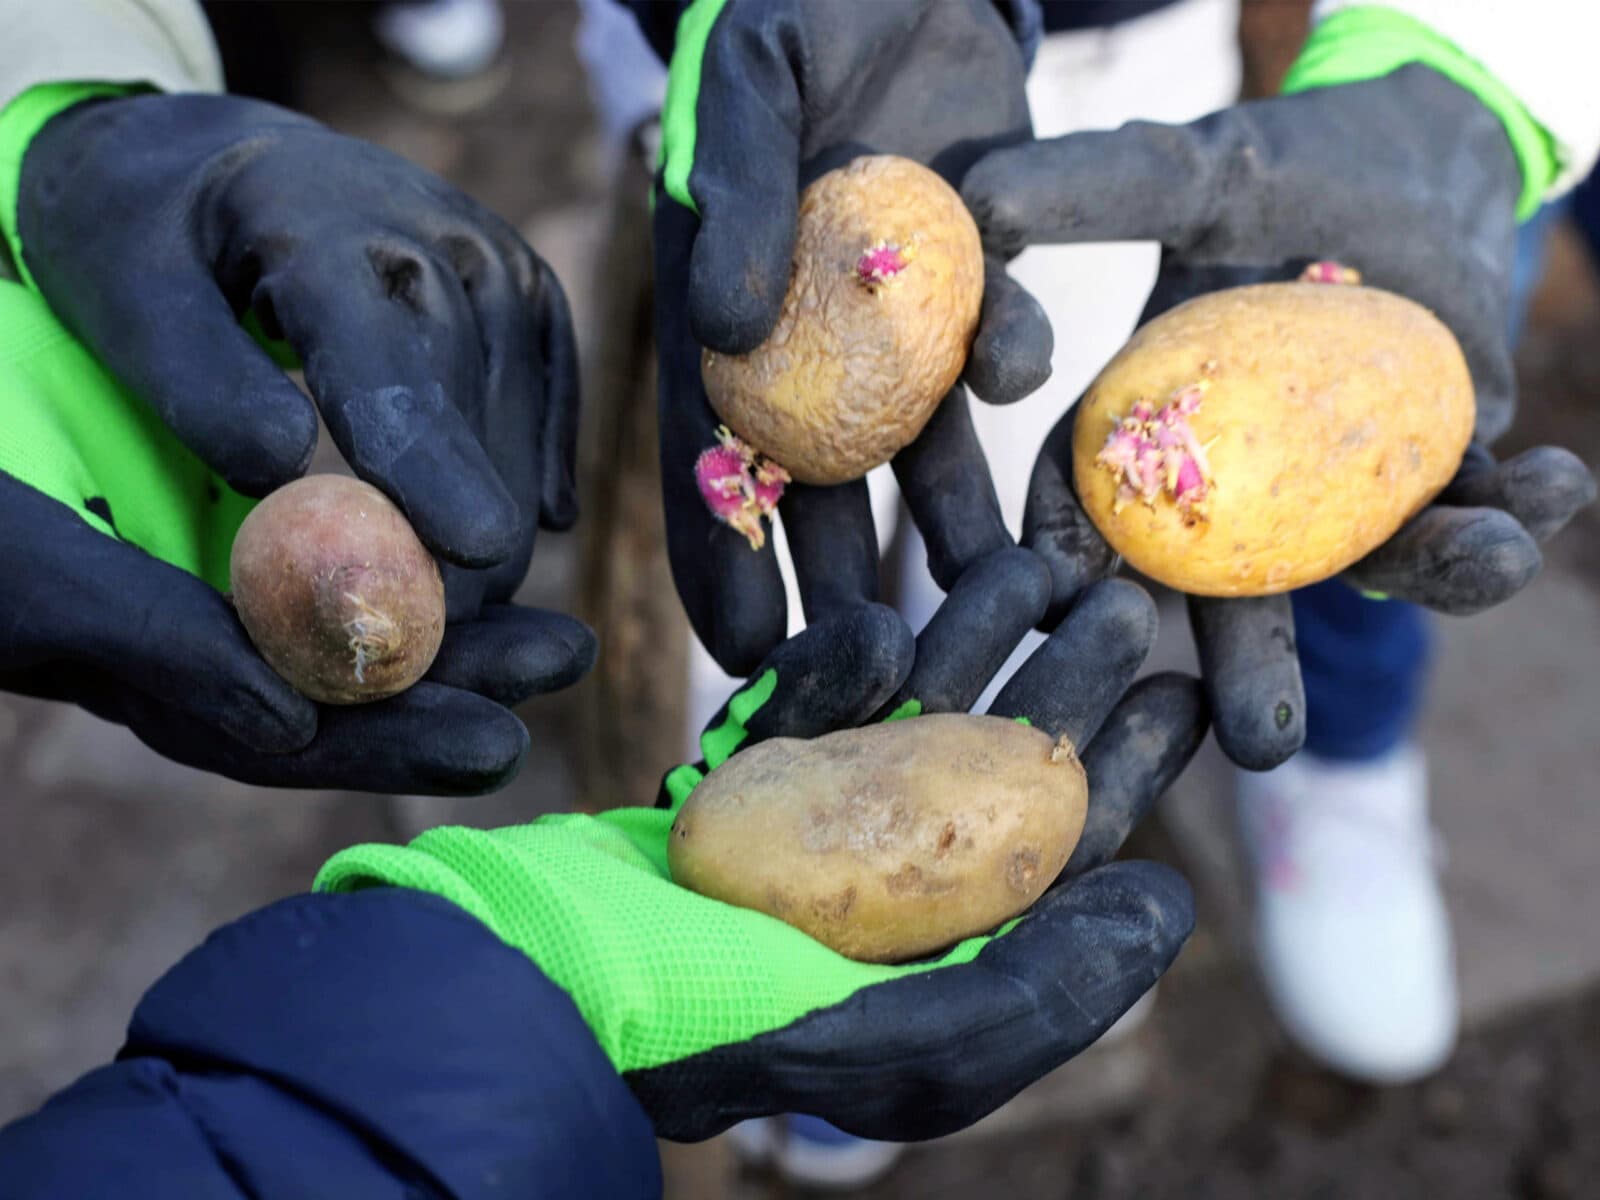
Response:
[[317, 550, 1209, 1141]]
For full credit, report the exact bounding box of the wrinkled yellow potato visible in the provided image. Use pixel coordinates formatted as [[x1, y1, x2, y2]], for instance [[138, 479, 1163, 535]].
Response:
[[668, 714, 1088, 963], [1073, 282, 1474, 596], [702, 155, 983, 485]]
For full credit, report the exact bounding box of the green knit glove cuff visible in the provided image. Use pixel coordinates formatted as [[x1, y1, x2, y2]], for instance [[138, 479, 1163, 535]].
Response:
[[0, 81, 147, 290], [1281, 6, 1557, 221]]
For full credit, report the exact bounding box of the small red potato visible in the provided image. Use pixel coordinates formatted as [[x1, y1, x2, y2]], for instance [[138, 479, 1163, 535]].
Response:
[[230, 475, 445, 704]]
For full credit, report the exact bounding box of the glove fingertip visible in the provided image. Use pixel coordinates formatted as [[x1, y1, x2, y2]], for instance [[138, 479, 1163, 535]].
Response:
[[407, 467, 524, 570], [1188, 594, 1304, 771], [1211, 693, 1306, 772], [778, 601, 915, 712], [1465, 526, 1543, 612], [539, 486, 580, 534], [852, 601, 917, 701], [1354, 507, 1541, 616], [959, 152, 1034, 260], [687, 204, 797, 354], [1550, 447, 1600, 506], [216, 667, 319, 755], [212, 380, 320, 499], [964, 291, 1053, 405], [1110, 858, 1195, 921], [508, 613, 599, 698], [1080, 576, 1159, 648], [1515, 446, 1597, 542], [421, 701, 531, 795], [429, 609, 598, 706], [554, 616, 600, 686], [984, 544, 1054, 626]]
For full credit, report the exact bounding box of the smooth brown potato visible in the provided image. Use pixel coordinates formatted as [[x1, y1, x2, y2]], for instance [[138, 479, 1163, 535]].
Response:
[[702, 155, 984, 485], [1073, 282, 1475, 596], [230, 475, 445, 705], [668, 713, 1088, 963]]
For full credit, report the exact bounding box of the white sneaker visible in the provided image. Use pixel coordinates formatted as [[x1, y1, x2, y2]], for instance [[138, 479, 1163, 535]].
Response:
[[373, 0, 505, 80], [726, 1116, 904, 1190], [1235, 745, 1458, 1084]]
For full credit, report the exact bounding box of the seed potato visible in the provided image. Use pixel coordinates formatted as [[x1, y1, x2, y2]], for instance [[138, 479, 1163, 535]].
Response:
[[668, 713, 1088, 963]]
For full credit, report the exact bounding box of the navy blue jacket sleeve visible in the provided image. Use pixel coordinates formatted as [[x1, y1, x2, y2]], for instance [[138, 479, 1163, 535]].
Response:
[[0, 889, 662, 1199]]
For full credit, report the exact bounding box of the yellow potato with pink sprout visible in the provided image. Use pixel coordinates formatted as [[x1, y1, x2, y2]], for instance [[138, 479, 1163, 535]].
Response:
[[1072, 277, 1475, 597]]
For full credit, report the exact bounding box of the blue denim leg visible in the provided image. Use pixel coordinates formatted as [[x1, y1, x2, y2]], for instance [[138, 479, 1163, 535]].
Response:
[[1569, 169, 1600, 274], [1292, 580, 1432, 763], [1507, 197, 1568, 344]]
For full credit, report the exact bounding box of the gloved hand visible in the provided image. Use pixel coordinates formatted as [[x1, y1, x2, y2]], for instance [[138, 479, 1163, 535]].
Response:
[[0, 286, 593, 793], [653, 0, 1056, 675], [961, 63, 1598, 769], [317, 548, 1209, 1139], [10, 88, 579, 615], [0, 90, 593, 793]]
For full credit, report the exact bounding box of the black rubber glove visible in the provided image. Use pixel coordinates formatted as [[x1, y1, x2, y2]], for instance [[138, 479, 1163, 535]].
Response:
[[653, 0, 1056, 675], [623, 547, 1207, 1138], [7, 93, 591, 792], [0, 473, 595, 794], [18, 91, 580, 609], [961, 65, 1597, 769]]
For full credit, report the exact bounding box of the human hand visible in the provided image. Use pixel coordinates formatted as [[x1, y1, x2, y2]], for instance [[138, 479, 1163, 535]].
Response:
[[962, 66, 1596, 768], [318, 548, 1209, 1138], [13, 90, 579, 618], [652, 0, 1055, 675], [2, 89, 596, 792]]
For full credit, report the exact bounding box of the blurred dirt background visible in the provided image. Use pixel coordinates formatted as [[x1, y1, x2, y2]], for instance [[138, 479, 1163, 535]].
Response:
[[2, 3, 1597, 1198]]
